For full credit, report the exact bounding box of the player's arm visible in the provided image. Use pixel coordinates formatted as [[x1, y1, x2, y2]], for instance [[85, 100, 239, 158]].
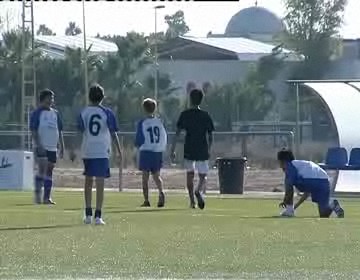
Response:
[[281, 167, 297, 207], [107, 110, 122, 159], [282, 184, 294, 206], [134, 121, 144, 149], [76, 113, 85, 137], [111, 132, 122, 157], [29, 110, 44, 152], [170, 128, 181, 155], [31, 130, 41, 148], [207, 114, 215, 153], [294, 192, 310, 210], [57, 111, 65, 158], [170, 113, 184, 160]]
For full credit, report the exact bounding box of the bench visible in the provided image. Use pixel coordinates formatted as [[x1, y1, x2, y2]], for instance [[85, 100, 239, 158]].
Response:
[[319, 147, 360, 170]]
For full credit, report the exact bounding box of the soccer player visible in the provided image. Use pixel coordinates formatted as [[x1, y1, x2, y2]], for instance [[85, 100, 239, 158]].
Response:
[[277, 149, 344, 218], [30, 89, 64, 205], [135, 98, 167, 207], [170, 89, 215, 209], [78, 84, 122, 225]]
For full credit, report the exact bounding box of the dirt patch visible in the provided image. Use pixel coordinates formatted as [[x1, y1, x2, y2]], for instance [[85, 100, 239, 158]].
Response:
[[54, 167, 284, 192]]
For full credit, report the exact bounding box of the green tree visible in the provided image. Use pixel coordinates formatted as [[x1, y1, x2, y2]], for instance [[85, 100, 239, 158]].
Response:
[[205, 52, 284, 130], [97, 32, 152, 128], [0, 29, 35, 123], [283, 0, 347, 79], [143, 72, 182, 126], [164, 10, 190, 39], [36, 46, 103, 128], [36, 24, 56, 36], [283, 0, 347, 140], [65, 22, 82, 36], [0, 28, 180, 131]]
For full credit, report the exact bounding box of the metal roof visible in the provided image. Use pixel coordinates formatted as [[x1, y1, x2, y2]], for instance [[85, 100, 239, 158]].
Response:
[[179, 36, 302, 61], [35, 35, 117, 58]]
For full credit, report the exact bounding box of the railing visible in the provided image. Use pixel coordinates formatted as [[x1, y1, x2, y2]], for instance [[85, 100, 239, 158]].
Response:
[[0, 130, 294, 167], [0, 130, 296, 191]]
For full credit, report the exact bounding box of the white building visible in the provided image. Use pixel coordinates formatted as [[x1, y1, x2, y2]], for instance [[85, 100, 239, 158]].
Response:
[[35, 34, 117, 59]]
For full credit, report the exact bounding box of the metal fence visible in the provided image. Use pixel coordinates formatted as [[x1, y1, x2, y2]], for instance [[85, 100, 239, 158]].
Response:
[[0, 130, 294, 169], [1, 130, 337, 191]]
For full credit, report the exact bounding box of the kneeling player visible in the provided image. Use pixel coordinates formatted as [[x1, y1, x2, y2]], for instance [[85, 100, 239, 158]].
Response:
[[135, 98, 167, 207], [78, 84, 122, 225], [277, 149, 344, 218]]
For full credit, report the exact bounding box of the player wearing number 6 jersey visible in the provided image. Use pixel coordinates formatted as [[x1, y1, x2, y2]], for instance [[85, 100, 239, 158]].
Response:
[[78, 84, 122, 225], [135, 98, 167, 207]]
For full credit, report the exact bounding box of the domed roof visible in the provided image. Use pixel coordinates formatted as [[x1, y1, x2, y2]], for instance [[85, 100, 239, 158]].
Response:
[[225, 7, 285, 37]]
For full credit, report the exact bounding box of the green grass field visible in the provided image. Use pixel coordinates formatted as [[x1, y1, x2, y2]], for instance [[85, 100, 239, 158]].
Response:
[[0, 191, 359, 279]]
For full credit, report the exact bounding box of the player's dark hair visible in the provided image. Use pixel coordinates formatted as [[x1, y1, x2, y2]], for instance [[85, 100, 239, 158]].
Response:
[[89, 84, 104, 104], [143, 98, 157, 114], [189, 89, 204, 106], [277, 149, 295, 162], [39, 89, 54, 102]]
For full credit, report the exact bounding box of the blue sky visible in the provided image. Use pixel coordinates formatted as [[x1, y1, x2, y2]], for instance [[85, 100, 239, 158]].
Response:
[[0, 0, 359, 39]]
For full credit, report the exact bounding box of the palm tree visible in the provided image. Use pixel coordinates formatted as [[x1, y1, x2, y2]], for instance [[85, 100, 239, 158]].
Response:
[[65, 22, 82, 36]]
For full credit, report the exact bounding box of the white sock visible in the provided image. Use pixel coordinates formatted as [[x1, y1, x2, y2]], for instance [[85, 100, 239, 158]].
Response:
[[286, 205, 294, 212]]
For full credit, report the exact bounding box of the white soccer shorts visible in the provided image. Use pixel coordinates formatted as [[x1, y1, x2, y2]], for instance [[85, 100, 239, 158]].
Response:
[[184, 160, 209, 174]]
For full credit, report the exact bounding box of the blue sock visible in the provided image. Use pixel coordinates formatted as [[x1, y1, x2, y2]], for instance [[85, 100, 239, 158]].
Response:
[[34, 175, 43, 202], [43, 176, 53, 201]]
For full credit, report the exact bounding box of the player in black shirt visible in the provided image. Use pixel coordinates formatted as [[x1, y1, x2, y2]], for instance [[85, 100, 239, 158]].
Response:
[[170, 89, 215, 209]]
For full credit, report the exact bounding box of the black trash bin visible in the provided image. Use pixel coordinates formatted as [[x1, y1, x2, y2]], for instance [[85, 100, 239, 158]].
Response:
[[217, 157, 247, 194]]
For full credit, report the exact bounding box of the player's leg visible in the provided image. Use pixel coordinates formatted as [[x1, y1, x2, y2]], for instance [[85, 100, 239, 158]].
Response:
[[141, 171, 151, 207], [313, 183, 344, 218], [312, 188, 334, 218], [83, 159, 95, 224], [139, 151, 151, 207], [184, 160, 196, 208], [152, 171, 165, 208], [318, 204, 333, 218], [330, 199, 344, 218], [194, 161, 209, 210], [94, 176, 106, 225], [93, 158, 110, 225], [34, 155, 47, 204], [150, 152, 164, 208], [84, 175, 93, 224], [43, 151, 57, 204], [326, 180, 344, 218]]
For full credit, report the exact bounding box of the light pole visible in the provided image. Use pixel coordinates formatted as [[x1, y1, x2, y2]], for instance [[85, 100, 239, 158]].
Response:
[[295, 83, 300, 157], [154, 5, 165, 101], [82, 0, 89, 105]]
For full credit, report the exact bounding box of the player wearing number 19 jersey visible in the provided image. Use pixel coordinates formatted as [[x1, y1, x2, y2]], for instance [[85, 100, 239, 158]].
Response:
[[78, 84, 122, 225], [135, 98, 167, 207]]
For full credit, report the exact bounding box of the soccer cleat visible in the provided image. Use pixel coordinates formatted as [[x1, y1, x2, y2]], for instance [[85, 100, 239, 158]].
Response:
[[280, 207, 295, 217], [83, 216, 92, 225], [157, 192, 165, 208], [333, 199, 344, 218], [43, 199, 56, 205], [141, 201, 151, 207], [190, 202, 196, 209], [95, 217, 106, 225], [195, 190, 205, 210]]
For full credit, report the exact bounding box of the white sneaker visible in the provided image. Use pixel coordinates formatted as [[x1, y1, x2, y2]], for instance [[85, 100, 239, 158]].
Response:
[[95, 217, 106, 225], [84, 216, 92, 224], [280, 208, 295, 217]]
